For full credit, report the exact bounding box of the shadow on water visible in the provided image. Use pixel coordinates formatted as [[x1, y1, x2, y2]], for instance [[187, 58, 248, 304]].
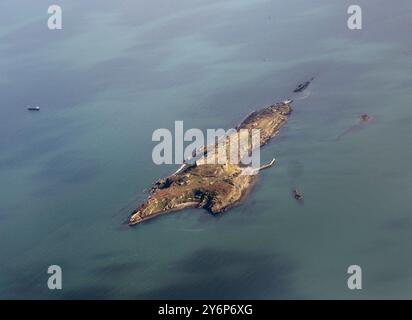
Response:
[[0, 209, 9, 222], [0, 262, 70, 299], [36, 153, 100, 183], [61, 285, 115, 300], [29, 153, 102, 197], [382, 216, 412, 231], [91, 261, 147, 278], [135, 248, 300, 299], [113, 191, 149, 227], [335, 116, 375, 141]]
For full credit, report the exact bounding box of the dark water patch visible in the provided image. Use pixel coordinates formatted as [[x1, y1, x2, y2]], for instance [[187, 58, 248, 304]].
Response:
[[111, 0, 224, 29], [195, 210, 221, 223], [0, 273, 47, 299], [0, 59, 105, 112], [171, 248, 269, 274], [126, 7, 212, 44], [335, 121, 369, 141], [91, 261, 146, 278], [136, 248, 298, 299], [382, 217, 412, 231], [0, 131, 74, 171], [91, 252, 120, 261], [357, 238, 397, 256], [86, 54, 205, 93], [0, 210, 9, 222], [0, 263, 67, 299], [0, 19, 68, 56], [0, 1, 115, 58], [115, 192, 150, 220], [368, 267, 412, 293], [33, 152, 101, 186], [61, 285, 115, 300], [287, 159, 305, 180], [114, 222, 135, 233], [395, 114, 412, 127]]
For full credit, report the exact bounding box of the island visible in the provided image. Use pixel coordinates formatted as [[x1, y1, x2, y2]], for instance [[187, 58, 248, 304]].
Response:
[[129, 100, 293, 225]]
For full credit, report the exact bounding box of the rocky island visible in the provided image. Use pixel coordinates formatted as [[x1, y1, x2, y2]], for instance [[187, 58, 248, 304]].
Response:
[[129, 100, 293, 225]]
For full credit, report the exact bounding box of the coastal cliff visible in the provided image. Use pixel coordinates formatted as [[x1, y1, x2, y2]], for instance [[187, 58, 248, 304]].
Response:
[[129, 101, 292, 225]]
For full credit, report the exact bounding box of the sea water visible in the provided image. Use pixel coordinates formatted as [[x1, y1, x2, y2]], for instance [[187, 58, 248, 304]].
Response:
[[0, 0, 412, 299]]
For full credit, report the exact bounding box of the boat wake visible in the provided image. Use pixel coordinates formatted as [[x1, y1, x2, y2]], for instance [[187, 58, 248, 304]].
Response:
[[295, 90, 311, 100]]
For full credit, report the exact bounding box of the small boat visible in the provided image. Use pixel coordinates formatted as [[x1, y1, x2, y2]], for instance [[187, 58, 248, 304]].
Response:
[[27, 106, 40, 111]]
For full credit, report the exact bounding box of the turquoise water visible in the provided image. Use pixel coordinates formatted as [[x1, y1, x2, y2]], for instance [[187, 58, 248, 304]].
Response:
[[1, 0, 412, 299]]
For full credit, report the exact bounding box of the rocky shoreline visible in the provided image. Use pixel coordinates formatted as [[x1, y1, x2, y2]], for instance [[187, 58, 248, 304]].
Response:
[[129, 100, 293, 225]]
